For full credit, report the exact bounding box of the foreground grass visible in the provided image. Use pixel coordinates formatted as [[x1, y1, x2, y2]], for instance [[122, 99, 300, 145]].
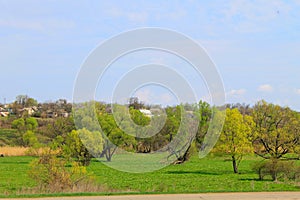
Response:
[[0, 156, 36, 196], [90, 155, 300, 193], [0, 155, 299, 197]]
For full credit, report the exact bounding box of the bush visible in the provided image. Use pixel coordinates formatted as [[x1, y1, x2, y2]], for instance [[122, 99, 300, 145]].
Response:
[[253, 159, 300, 181], [29, 152, 93, 193]]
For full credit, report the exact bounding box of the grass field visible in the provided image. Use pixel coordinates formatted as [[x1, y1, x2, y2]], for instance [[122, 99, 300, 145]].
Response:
[[0, 154, 299, 197]]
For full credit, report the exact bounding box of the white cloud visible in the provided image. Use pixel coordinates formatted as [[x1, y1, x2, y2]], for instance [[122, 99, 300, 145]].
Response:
[[258, 84, 273, 92], [227, 89, 246, 96]]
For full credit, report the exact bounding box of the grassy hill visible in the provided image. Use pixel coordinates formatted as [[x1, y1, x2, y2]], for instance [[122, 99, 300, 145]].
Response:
[[0, 129, 19, 146]]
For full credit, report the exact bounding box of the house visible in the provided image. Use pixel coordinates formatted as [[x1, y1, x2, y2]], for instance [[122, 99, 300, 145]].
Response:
[[139, 109, 153, 118], [58, 112, 69, 118], [19, 106, 38, 116], [0, 106, 10, 117], [0, 111, 9, 117], [46, 111, 58, 118]]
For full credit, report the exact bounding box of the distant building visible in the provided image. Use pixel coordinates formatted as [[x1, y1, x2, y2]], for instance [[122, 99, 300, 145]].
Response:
[[19, 106, 38, 116], [59, 112, 69, 118], [139, 109, 153, 118], [0, 111, 9, 117], [46, 111, 58, 118]]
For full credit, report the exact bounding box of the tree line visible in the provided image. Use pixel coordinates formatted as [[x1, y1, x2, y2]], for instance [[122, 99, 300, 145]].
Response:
[[1, 96, 300, 180]]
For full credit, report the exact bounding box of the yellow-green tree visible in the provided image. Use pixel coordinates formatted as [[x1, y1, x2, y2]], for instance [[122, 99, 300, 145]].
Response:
[[252, 100, 300, 160], [215, 108, 254, 173]]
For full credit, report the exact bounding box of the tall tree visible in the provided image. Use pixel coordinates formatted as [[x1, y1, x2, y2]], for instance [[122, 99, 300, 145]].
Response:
[[252, 100, 300, 161], [215, 108, 254, 173], [98, 113, 136, 161]]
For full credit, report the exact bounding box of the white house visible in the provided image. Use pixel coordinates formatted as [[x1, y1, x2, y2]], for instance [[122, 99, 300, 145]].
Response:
[[139, 109, 153, 118]]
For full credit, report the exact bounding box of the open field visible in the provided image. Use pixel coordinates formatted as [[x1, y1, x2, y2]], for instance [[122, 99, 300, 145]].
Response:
[[0, 154, 299, 197]]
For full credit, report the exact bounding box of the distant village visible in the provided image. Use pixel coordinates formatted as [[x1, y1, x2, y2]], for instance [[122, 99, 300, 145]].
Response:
[[0, 95, 166, 119], [0, 95, 72, 119]]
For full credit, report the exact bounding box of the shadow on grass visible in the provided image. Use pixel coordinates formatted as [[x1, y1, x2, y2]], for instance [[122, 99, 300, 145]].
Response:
[[239, 178, 271, 182], [166, 170, 228, 175], [0, 161, 30, 164]]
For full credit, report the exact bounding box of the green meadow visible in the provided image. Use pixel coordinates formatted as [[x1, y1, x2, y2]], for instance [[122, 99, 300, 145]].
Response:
[[0, 154, 299, 197]]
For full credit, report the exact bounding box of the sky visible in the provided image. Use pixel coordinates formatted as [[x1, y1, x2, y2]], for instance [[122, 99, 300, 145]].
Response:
[[1, 0, 300, 110]]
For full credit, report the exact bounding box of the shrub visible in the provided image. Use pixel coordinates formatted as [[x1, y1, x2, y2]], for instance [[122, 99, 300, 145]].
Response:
[[29, 152, 93, 193], [253, 159, 300, 181]]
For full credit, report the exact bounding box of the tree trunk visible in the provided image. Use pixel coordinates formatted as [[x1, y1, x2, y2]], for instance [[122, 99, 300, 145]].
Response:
[[232, 155, 239, 173], [173, 145, 191, 164], [271, 171, 277, 181]]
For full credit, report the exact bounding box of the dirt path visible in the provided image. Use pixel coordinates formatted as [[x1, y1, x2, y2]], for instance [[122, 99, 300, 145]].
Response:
[[2, 192, 300, 200]]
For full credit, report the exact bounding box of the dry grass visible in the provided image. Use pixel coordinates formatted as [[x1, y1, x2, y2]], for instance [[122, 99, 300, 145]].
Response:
[[0, 146, 29, 156], [0, 146, 61, 157], [16, 180, 114, 195]]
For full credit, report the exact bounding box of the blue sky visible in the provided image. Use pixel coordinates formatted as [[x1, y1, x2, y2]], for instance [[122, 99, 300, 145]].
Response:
[[1, 0, 300, 110]]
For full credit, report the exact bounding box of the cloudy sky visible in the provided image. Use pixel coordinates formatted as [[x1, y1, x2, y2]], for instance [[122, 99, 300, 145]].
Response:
[[1, 0, 300, 110]]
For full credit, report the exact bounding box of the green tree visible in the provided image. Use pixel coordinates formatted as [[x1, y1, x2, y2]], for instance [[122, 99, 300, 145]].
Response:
[[25, 117, 38, 130], [25, 97, 38, 107], [98, 113, 136, 161], [215, 108, 254, 173], [252, 100, 300, 160], [45, 117, 75, 138], [195, 101, 212, 147], [12, 117, 38, 132], [11, 118, 26, 132], [62, 129, 95, 166], [22, 130, 39, 148], [252, 100, 300, 180]]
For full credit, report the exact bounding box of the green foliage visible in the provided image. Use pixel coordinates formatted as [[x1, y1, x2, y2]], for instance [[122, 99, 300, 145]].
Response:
[[11, 117, 38, 132], [25, 98, 38, 107], [25, 117, 38, 131], [195, 101, 212, 147], [11, 118, 25, 132], [129, 107, 150, 126], [215, 108, 254, 173], [98, 113, 136, 161], [62, 129, 93, 166], [45, 117, 75, 138], [11, 117, 39, 146], [22, 130, 39, 148], [252, 159, 300, 181], [252, 100, 300, 160]]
